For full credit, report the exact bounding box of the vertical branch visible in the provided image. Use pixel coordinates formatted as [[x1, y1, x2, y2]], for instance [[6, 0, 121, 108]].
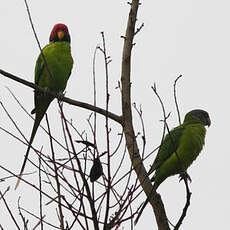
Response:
[[92, 45, 98, 201], [38, 148, 44, 230], [45, 114, 64, 230], [151, 84, 167, 157], [92, 46, 98, 155], [174, 179, 192, 230], [99, 32, 112, 229], [121, 1, 169, 229], [121, 0, 143, 181], [17, 198, 29, 229], [93, 46, 99, 146], [173, 75, 182, 125]]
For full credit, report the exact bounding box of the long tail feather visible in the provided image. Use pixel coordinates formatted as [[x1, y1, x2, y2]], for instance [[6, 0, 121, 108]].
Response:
[[15, 116, 43, 189]]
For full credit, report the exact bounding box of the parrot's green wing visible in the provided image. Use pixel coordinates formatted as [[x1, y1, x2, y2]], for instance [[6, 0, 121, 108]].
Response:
[[31, 51, 45, 114], [149, 125, 185, 174], [34, 51, 45, 85], [32, 42, 73, 115]]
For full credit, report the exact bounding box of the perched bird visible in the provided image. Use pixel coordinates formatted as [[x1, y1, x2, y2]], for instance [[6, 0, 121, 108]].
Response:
[[15, 24, 73, 189], [135, 109, 211, 224], [89, 157, 103, 182]]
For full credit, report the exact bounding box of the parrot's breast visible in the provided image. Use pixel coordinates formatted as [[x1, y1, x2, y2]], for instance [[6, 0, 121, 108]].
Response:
[[37, 41, 73, 92]]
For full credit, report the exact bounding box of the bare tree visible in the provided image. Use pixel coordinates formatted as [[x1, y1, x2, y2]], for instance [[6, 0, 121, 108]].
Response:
[[0, 1, 192, 229]]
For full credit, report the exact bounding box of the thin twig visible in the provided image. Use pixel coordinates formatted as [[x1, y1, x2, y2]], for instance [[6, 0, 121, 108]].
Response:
[[18, 197, 29, 230], [132, 103, 146, 160], [0, 165, 79, 215], [134, 22, 144, 35], [38, 147, 44, 230], [0, 188, 20, 230], [92, 45, 99, 202], [23, 0, 53, 80], [173, 75, 182, 125], [99, 31, 111, 229], [19, 206, 58, 229]]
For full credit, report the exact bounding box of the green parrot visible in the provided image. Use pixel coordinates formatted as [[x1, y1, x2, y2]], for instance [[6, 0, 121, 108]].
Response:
[[135, 109, 211, 224], [15, 23, 73, 189]]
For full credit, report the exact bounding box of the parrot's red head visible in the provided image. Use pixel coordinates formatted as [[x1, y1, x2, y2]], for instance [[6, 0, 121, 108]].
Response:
[[49, 23, 71, 43]]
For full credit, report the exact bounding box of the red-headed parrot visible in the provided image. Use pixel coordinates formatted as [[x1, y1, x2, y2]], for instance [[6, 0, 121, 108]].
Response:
[[135, 109, 211, 224], [15, 23, 73, 189]]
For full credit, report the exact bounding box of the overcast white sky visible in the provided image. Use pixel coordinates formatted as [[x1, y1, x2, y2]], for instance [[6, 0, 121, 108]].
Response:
[[0, 0, 229, 229]]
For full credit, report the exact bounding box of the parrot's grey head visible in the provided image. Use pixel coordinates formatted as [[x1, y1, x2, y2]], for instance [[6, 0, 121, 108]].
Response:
[[185, 109, 211, 127]]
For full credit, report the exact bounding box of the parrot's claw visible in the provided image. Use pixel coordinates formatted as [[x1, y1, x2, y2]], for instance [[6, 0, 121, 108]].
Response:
[[179, 171, 192, 183]]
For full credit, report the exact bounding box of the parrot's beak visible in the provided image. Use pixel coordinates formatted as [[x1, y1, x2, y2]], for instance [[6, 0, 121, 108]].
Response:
[[207, 118, 211, 127], [57, 30, 65, 40]]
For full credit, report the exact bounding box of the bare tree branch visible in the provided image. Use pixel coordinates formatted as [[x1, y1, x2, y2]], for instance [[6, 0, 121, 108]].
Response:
[[120, 1, 169, 229], [0, 68, 122, 124], [45, 115, 65, 230], [174, 178, 192, 230]]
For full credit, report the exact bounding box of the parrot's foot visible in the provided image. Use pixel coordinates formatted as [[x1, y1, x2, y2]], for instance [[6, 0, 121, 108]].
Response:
[[57, 91, 65, 100], [179, 171, 192, 183]]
